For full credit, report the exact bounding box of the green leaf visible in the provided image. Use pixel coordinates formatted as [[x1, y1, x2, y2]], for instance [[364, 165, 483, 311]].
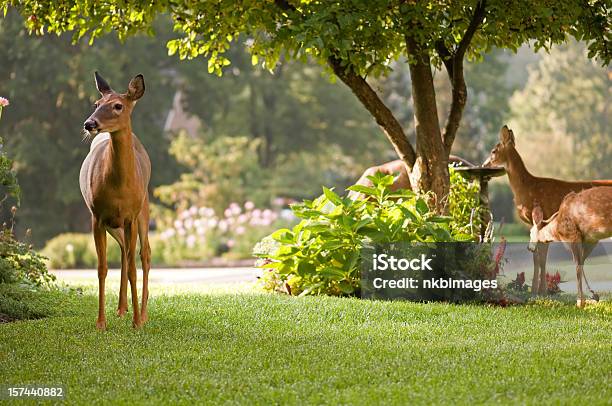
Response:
[[271, 228, 294, 244], [319, 267, 345, 280], [346, 185, 377, 196], [338, 280, 355, 294], [320, 240, 345, 251], [322, 186, 342, 206], [428, 215, 452, 223], [416, 198, 429, 215], [353, 218, 373, 232], [297, 260, 315, 275]]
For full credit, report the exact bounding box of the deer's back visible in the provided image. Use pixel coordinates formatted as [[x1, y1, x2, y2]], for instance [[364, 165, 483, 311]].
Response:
[[556, 187, 612, 242], [516, 177, 612, 225]]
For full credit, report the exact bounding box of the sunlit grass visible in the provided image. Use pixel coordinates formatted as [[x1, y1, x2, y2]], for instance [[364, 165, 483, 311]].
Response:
[[1, 284, 611, 405]]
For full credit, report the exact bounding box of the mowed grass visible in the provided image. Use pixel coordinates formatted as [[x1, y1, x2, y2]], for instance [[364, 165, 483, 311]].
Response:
[[1, 287, 611, 405]]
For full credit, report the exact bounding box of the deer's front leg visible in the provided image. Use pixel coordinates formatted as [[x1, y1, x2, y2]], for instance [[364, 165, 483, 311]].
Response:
[[125, 219, 142, 328], [537, 243, 549, 295], [576, 264, 585, 308], [531, 248, 540, 296], [93, 218, 108, 330], [570, 242, 585, 308]]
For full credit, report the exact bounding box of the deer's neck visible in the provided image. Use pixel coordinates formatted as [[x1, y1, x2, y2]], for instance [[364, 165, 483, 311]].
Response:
[[505, 147, 534, 200], [105, 126, 137, 184]]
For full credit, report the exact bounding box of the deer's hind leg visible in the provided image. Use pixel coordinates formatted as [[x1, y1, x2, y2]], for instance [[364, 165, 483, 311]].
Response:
[[531, 248, 541, 295], [138, 196, 151, 324], [93, 217, 108, 330], [125, 218, 141, 328], [537, 243, 549, 295], [107, 227, 128, 317]]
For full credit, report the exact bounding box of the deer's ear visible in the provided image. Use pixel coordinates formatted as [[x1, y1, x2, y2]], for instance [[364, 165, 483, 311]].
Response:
[[532, 205, 544, 226], [500, 125, 515, 145], [126, 74, 145, 101], [94, 71, 112, 95]]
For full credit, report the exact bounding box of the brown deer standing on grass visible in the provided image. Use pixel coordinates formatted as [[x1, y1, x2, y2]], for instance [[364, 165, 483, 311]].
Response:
[[483, 125, 612, 295], [80, 72, 151, 330], [528, 187, 612, 307]]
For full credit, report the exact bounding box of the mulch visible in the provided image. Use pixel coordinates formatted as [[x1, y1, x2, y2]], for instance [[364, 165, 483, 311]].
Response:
[[0, 313, 15, 323]]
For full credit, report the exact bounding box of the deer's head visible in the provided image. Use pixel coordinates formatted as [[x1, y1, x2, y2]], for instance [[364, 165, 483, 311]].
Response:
[[528, 204, 557, 252], [483, 125, 515, 168], [83, 72, 145, 136]]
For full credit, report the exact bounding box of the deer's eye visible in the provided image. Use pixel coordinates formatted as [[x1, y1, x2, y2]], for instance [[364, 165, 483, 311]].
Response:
[[113, 103, 123, 111]]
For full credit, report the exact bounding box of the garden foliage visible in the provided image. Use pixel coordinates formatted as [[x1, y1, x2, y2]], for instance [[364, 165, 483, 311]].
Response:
[[255, 170, 488, 296]]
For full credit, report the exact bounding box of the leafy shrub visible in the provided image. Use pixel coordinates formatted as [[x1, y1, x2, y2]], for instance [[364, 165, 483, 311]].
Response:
[[254, 172, 484, 296], [0, 226, 53, 287], [448, 166, 483, 239], [42, 233, 121, 269], [0, 98, 57, 321], [0, 283, 58, 321], [0, 137, 19, 204]]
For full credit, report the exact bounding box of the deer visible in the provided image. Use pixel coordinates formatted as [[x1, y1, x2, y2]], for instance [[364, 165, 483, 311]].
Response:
[[483, 125, 612, 295], [80, 72, 152, 330], [528, 187, 612, 307], [348, 155, 475, 200]]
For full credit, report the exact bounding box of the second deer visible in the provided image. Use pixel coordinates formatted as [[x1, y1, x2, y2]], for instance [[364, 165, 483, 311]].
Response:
[[529, 187, 612, 307], [483, 126, 612, 295]]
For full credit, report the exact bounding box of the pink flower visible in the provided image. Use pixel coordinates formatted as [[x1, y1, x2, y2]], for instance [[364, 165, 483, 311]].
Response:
[[218, 220, 228, 232], [235, 226, 246, 235], [0, 97, 9, 107], [230, 203, 241, 215], [227, 239, 235, 248], [244, 201, 255, 210]]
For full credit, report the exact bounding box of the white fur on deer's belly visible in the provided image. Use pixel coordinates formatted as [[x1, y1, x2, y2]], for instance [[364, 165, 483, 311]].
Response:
[[90, 132, 111, 151]]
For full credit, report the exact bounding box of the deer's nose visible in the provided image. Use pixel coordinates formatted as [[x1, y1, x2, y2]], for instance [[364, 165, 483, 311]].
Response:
[[84, 119, 98, 131]]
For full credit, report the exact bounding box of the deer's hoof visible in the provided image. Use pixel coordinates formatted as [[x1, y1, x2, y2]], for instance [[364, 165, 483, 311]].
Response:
[[140, 312, 148, 324], [132, 318, 143, 329], [96, 319, 107, 330], [576, 299, 586, 308], [116, 307, 128, 317]]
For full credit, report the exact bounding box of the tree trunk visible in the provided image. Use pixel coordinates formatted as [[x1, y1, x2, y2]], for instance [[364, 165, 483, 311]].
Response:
[[328, 57, 416, 174], [405, 36, 450, 211]]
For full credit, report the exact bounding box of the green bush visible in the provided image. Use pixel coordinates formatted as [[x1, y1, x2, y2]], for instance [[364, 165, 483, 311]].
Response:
[[448, 167, 483, 238], [42, 233, 121, 269], [0, 228, 53, 287], [0, 283, 57, 321], [254, 172, 483, 296]]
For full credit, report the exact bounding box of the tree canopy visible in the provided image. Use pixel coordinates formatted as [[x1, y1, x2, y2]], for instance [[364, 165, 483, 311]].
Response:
[[3, 0, 609, 206]]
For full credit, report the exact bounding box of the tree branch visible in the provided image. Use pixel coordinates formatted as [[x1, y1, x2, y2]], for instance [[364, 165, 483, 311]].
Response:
[[274, 0, 416, 168], [441, 0, 487, 155], [456, 1, 487, 60], [434, 40, 453, 78], [329, 57, 416, 168]]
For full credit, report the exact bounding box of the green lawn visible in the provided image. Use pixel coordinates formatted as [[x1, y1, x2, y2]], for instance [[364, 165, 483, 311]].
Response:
[[1, 287, 611, 405]]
